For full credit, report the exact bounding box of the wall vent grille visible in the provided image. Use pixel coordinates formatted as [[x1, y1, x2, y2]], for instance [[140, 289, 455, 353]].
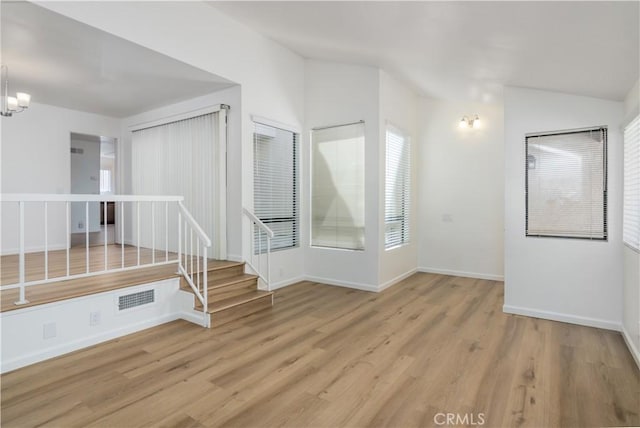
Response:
[[118, 289, 154, 310]]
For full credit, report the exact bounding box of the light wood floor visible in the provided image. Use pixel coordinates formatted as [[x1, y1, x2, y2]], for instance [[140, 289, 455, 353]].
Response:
[[1, 274, 638, 427]]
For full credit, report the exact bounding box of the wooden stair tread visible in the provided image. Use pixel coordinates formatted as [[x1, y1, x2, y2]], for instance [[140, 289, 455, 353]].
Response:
[[207, 290, 272, 313], [208, 273, 257, 290], [186, 260, 244, 275]]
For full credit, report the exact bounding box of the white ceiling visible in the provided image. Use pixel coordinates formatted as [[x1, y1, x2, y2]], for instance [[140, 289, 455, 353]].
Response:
[[1, 2, 235, 118], [210, 1, 639, 102]]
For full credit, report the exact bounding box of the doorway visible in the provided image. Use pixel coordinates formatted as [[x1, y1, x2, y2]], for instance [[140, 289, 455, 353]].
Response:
[[70, 132, 117, 247]]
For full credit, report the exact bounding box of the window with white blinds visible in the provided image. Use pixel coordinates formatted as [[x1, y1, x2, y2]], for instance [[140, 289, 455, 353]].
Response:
[[311, 122, 365, 250], [526, 127, 607, 240], [253, 122, 299, 252], [385, 125, 411, 249], [624, 115, 640, 251]]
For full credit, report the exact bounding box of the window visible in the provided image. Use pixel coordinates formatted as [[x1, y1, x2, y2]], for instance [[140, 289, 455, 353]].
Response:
[[100, 169, 112, 193], [526, 127, 607, 239], [385, 125, 411, 249], [624, 115, 640, 251], [311, 121, 365, 250], [253, 122, 299, 252]]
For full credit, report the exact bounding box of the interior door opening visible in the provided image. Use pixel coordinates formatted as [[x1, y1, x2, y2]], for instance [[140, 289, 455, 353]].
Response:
[[69, 132, 118, 248]]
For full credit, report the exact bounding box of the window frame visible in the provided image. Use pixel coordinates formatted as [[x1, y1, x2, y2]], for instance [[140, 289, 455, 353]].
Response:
[[525, 126, 608, 241], [252, 119, 300, 254], [384, 123, 411, 250], [623, 114, 640, 252], [310, 121, 366, 251]]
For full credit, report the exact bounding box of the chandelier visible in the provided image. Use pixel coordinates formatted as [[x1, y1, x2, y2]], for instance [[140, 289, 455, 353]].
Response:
[[1, 65, 31, 117]]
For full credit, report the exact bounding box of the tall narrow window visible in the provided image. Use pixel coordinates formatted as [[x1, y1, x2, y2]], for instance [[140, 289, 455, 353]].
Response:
[[311, 121, 365, 250], [253, 122, 299, 252], [624, 115, 640, 251], [526, 127, 607, 240], [385, 125, 411, 249]]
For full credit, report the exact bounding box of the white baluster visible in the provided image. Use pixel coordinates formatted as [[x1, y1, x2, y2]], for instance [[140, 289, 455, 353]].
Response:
[[121, 201, 125, 268], [66, 201, 70, 277], [136, 201, 140, 266], [85, 201, 89, 273], [151, 201, 156, 264], [44, 201, 48, 281], [165, 201, 169, 262], [103, 201, 108, 271], [15, 201, 28, 304]]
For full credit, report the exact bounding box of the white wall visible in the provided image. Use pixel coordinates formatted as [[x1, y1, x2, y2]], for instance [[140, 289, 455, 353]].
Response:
[[30, 2, 307, 285], [303, 60, 381, 290], [1, 101, 121, 253], [378, 71, 419, 288], [504, 87, 624, 330], [622, 78, 640, 365], [417, 99, 505, 280]]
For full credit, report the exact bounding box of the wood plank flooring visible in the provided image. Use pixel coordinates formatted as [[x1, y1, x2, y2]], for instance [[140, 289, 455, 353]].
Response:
[[1, 273, 638, 427]]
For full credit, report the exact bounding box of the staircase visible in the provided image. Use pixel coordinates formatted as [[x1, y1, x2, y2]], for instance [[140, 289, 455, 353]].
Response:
[[181, 260, 273, 327]]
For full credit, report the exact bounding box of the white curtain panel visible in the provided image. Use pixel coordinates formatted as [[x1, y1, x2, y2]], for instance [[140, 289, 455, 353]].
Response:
[[131, 111, 227, 259]]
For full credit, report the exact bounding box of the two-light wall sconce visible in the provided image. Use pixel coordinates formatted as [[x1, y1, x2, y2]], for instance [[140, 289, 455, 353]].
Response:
[[459, 114, 481, 129]]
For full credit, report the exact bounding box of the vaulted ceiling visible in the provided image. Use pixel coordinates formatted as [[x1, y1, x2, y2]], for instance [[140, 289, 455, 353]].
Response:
[[210, 1, 639, 102]]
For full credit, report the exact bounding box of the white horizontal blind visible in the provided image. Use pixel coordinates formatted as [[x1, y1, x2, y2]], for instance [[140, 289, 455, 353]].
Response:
[[385, 125, 410, 249], [311, 122, 365, 250], [624, 115, 640, 250], [253, 122, 298, 252], [526, 127, 607, 239]]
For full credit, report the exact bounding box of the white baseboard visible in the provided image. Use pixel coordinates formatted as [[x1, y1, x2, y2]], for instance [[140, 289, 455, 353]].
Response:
[[418, 266, 503, 281], [621, 324, 640, 370], [378, 269, 418, 292], [503, 304, 621, 331], [304, 275, 378, 292], [1, 313, 181, 373], [1, 244, 68, 256], [268, 275, 306, 291]]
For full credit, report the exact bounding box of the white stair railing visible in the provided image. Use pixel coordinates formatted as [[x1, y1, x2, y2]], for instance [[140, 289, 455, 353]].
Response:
[[177, 201, 211, 327], [243, 207, 274, 291], [0, 194, 211, 325]]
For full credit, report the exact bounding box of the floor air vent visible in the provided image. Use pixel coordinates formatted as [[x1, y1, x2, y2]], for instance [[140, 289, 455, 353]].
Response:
[[118, 289, 154, 310]]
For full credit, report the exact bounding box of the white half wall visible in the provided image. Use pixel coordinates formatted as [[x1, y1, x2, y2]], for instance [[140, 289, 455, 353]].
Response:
[[417, 98, 505, 280], [0, 278, 200, 373], [1, 101, 121, 254], [504, 86, 624, 330]]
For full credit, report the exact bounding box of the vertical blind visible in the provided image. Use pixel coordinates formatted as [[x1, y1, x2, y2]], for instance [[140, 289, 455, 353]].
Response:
[[311, 122, 365, 250], [131, 111, 227, 259], [624, 114, 640, 250], [253, 122, 298, 252], [526, 127, 607, 239], [385, 125, 411, 249]]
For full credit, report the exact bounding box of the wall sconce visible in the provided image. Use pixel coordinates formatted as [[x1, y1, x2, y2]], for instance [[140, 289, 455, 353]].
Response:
[[1, 65, 31, 117], [459, 114, 481, 129]]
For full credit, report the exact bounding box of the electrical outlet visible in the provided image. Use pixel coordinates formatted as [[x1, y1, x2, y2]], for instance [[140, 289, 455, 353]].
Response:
[[43, 322, 56, 339], [78, 221, 84, 229], [90, 311, 101, 326]]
